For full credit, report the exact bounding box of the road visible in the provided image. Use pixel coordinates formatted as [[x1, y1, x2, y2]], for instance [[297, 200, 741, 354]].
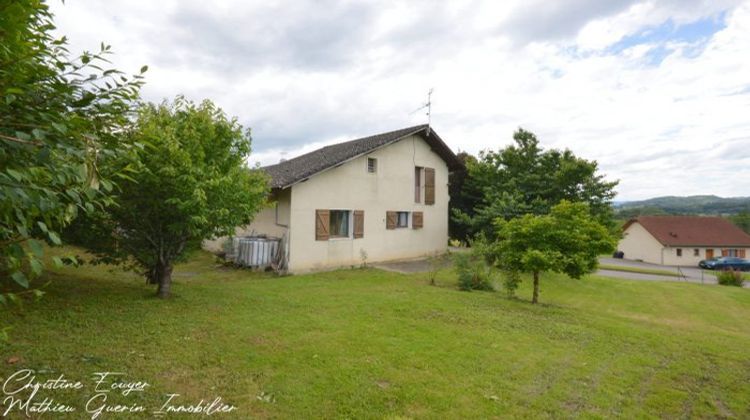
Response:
[[597, 257, 718, 285]]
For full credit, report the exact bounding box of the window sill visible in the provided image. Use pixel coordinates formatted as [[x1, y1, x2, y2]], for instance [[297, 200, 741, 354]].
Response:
[[328, 236, 352, 241]]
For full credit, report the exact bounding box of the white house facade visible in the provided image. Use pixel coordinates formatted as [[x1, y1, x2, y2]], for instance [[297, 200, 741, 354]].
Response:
[[204, 125, 462, 273], [618, 216, 750, 266]]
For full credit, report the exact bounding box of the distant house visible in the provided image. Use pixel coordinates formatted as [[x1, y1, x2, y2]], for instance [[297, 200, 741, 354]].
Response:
[[204, 125, 463, 272], [618, 216, 750, 266]]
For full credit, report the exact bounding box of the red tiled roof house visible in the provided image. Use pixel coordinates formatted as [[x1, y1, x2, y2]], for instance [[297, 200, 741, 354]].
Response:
[[618, 216, 750, 265]]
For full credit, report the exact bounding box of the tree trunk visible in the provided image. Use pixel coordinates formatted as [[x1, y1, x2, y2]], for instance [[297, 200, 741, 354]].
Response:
[[532, 271, 540, 304], [155, 262, 173, 299], [146, 267, 159, 285]]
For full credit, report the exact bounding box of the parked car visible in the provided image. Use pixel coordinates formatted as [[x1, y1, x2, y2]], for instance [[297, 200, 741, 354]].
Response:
[[699, 257, 750, 271]]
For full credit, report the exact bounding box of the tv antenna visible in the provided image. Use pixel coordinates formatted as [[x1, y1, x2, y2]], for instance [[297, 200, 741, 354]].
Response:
[[410, 88, 433, 135]]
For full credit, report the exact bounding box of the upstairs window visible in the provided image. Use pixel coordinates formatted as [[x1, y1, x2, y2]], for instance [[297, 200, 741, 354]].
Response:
[[367, 157, 377, 173], [676, 248, 682, 257]]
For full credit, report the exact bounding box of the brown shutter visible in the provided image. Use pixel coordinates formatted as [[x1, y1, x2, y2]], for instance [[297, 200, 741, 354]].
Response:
[[721, 249, 729, 257], [353, 210, 364, 238], [386, 211, 397, 230], [412, 211, 423, 229], [424, 167, 435, 205], [739, 249, 746, 258], [315, 209, 329, 241]]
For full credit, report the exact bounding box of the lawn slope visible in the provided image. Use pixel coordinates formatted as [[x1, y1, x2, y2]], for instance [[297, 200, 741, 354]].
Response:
[[2, 249, 750, 418]]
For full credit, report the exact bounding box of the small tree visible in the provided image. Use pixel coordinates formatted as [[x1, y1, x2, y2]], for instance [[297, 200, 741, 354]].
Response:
[[489, 201, 617, 304], [73, 97, 268, 298]]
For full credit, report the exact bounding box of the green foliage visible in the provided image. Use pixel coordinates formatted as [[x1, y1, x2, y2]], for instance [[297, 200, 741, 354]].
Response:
[[487, 201, 617, 303], [617, 195, 750, 217], [729, 211, 750, 234], [501, 270, 521, 298], [717, 270, 745, 287], [448, 151, 480, 242], [452, 129, 618, 240], [614, 206, 668, 219], [0, 1, 145, 297], [68, 97, 269, 297], [453, 251, 494, 291]]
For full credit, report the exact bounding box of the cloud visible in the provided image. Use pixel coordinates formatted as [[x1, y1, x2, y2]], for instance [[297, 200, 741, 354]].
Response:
[[49, 0, 750, 200]]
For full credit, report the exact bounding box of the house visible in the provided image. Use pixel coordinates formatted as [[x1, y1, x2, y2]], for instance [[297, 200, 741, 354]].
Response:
[[618, 215, 750, 266], [204, 125, 463, 272]]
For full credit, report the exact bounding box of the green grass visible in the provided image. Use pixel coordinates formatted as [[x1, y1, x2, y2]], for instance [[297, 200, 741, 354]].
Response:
[[598, 264, 682, 277], [2, 248, 750, 418]]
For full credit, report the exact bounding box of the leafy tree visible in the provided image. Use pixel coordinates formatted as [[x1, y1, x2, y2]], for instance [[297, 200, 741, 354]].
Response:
[[71, 97, 269, 298], [448, 152, 480, 242], [1, 1, 145, 297], [487, 201, 617, 304], [729, 211, 750, 234], [453, 129, 618, 240]]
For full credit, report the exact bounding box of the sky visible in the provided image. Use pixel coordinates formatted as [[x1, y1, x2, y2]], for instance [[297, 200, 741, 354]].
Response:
[[50, 0, 750, 201]]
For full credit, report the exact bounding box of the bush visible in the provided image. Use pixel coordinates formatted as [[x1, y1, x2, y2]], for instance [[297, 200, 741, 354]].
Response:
[[453, 252, 494, 291], [717, 269, 745, 287], [501, 270, 521, 298]]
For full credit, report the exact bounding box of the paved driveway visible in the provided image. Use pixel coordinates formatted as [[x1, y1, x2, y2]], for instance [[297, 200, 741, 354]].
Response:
[[598, 257, 718, 285]]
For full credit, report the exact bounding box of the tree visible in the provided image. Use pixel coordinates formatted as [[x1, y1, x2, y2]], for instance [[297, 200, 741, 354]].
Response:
[[1, 1, 145, 297], [448, 152, 480, 242], [729, 211, 750, 234], [453, 129, 618, 240], [487, 201, 617, 304], [71, 98, 269, 298]]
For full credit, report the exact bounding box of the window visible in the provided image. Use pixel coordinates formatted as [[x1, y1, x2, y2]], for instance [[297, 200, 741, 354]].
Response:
[[676, 248, 682, 257], [396, 211, 409, 228], [415, 167, 422, 203], [367, 157, 377, 173], [386, 211, 411, 229], [329, 210, 350, 238], [694, 249, 700, 257]]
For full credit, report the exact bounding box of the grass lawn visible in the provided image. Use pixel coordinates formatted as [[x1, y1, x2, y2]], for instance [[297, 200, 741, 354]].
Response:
[[2, 248, 750, 418], [597, 264, 682, 277]]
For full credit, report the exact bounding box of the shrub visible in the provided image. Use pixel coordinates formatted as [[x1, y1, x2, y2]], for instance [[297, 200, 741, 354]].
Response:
[[501, 270, 521, 298], [453, 252, 494, 291], [717, 269, 745, 287]]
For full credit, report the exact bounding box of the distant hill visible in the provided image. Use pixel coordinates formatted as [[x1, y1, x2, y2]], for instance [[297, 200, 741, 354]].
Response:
[[616, 195, 750, 217]]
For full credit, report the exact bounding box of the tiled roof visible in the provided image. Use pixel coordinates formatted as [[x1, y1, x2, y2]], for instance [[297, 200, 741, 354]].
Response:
[[262, 125, 462, 188], [624, 216, 750, 247]]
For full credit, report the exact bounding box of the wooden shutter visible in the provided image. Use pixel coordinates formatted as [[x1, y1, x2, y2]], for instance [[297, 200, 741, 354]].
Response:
[[739, 249, 746, 258], [721, 249, 729, 257], [424, 167, 435, 205], [386, 211, 397, 230], [315, 209, 329, 241], [353, 210, 364, 238], [412, 211, 423, 229]]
